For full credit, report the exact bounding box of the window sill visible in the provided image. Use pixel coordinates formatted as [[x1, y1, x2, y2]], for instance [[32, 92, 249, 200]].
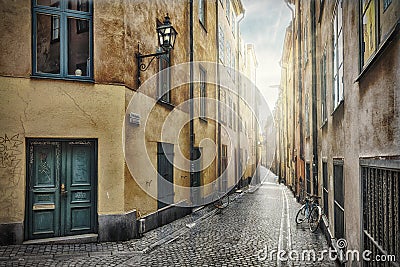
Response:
[[320, 119, 328, 129], [199, 20, 207, 33], [356, 19, 400, 82], [330, 100, 344, 116], [31, 74, 94, 83], [199, 117, 208, 123], [157, 100, 175, 110]]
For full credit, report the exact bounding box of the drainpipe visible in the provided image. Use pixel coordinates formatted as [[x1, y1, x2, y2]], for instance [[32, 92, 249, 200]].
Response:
[[216, 0, 221, 187], [310, 0, 318, 195], [297, 2, 303, 160], [237, 10, 245, 188], [189, 0, 194, 203], [284, 0, 296, 189]]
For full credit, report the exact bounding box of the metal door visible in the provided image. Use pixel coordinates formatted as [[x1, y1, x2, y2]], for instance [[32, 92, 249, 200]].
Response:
[[306, 162, 311, 194], [221, 145, 228, 193], [157, 143, 174, 209], [26, 139, 97, 240]]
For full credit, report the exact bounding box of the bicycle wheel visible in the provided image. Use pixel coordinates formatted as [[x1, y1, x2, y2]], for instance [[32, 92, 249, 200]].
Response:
[[295, 205, 307, 224], [309, 206, 321, 232], [212, 192, 223, 209]]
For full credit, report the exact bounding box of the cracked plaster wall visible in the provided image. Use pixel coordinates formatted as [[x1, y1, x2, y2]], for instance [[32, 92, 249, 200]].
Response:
[[0, 77, 126, 223]]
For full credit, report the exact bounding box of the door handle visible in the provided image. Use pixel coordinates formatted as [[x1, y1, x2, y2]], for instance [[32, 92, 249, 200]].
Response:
[[61, 183, 68, 196]]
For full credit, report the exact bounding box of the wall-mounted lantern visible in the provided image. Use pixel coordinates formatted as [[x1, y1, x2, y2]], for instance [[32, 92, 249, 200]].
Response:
[[136, 14, 178, 86]]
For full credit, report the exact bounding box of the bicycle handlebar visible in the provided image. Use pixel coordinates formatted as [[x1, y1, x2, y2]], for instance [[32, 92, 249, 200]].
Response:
[[305, 193, 321, 199]]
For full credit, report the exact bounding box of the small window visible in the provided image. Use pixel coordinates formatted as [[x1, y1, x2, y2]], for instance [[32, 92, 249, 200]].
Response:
[[220, 89, 226, 124], [383, 0, 392, 11], [305, 94, 310, 136], [232, 53, 235, 82], [226, 0, 230, 23], [226, 42, 231, 71], [321, 50, 327, 124], [218, 25, 224, 63], [361, 0, 376, 65], [233, 103, 236, 131], [228, 96, 232, 128], [199, 0, 206, 27], [199, 67, 206, 118], [231, 13, 235, 35], [332, 0, 344, 110], [33, 0, 92, 79], [304, 20, 308, 64]]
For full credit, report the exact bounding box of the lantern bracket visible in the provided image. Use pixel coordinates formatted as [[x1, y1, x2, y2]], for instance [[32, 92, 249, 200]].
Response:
[[136, 43, 169, 86]]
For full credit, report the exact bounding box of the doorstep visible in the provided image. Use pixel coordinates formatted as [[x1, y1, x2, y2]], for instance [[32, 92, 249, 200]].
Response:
[[23, 233, 98, 245]]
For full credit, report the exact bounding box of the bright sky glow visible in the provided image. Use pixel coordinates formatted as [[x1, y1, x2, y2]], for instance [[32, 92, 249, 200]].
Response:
[[240, 0, 292, 111]]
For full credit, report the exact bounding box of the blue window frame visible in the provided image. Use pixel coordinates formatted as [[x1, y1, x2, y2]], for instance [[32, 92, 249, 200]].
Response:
[[199, 0, 206, 27], [32, 0, 93, 80], [383, 0, 392, 11]]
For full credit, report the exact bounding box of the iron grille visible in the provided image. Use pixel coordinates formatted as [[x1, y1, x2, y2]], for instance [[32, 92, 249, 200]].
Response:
[[323, 162, 329, 218], [361, 159, 399, 267]]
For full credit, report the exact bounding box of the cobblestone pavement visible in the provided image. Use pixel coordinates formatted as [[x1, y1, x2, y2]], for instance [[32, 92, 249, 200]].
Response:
[[0, 168, 336, 266]]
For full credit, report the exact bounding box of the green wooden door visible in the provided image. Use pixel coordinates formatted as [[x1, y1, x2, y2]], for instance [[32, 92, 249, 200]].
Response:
[[26, 139, 97, 240]]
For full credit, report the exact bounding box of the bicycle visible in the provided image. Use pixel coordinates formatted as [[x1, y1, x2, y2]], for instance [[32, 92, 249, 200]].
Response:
[[295, 193, 322, 232], [211, 181, 230, 210]]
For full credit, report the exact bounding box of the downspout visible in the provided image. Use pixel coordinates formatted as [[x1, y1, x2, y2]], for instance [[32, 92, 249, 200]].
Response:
[[254, 60, 258, 183], [297, 2, 303, 160], [310, 0, 318, 195], [284, 0, 296, 189], [189, 0, 194, 201], [237, 10, 245, 187], [216, 0, 221, 184]]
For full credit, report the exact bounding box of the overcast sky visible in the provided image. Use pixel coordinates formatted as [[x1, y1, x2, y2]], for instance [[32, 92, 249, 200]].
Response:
[[240, 0, 292, 111]]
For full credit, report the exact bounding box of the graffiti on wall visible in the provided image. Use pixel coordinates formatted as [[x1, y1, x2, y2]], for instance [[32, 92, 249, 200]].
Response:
[[0, 133, 24, 221]]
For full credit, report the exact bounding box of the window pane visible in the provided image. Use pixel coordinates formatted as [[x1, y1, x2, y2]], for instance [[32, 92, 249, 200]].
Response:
[[334, 164, 344, 207], [333, 75, 338, 106], [337, 0, 343, 32], [219, 25, 224, 63], [200, 68, 206, 117], [68, 18, 89, 76], [37, 0, 60, 8], [68, 0, 89, 12], [339, 66, 344, 101], [333, 45, 337, 75], [36, 13, 60, 74], [362, 0, 376, 65], [199, 0, 205, 24], [338, 33, 343, 68]]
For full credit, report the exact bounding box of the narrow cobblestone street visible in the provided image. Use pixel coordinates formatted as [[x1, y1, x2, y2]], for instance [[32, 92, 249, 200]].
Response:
[[0, 168, 335, 266]]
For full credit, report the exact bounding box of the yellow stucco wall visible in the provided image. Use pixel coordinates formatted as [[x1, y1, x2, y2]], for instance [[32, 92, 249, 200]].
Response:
[[124, 92, 191, 216], [0, 77, 126, 224]]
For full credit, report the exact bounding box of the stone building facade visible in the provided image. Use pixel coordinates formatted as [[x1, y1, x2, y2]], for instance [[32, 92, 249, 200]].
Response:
[[275, 0, 400, 264], [0, 0, 260, 245]]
